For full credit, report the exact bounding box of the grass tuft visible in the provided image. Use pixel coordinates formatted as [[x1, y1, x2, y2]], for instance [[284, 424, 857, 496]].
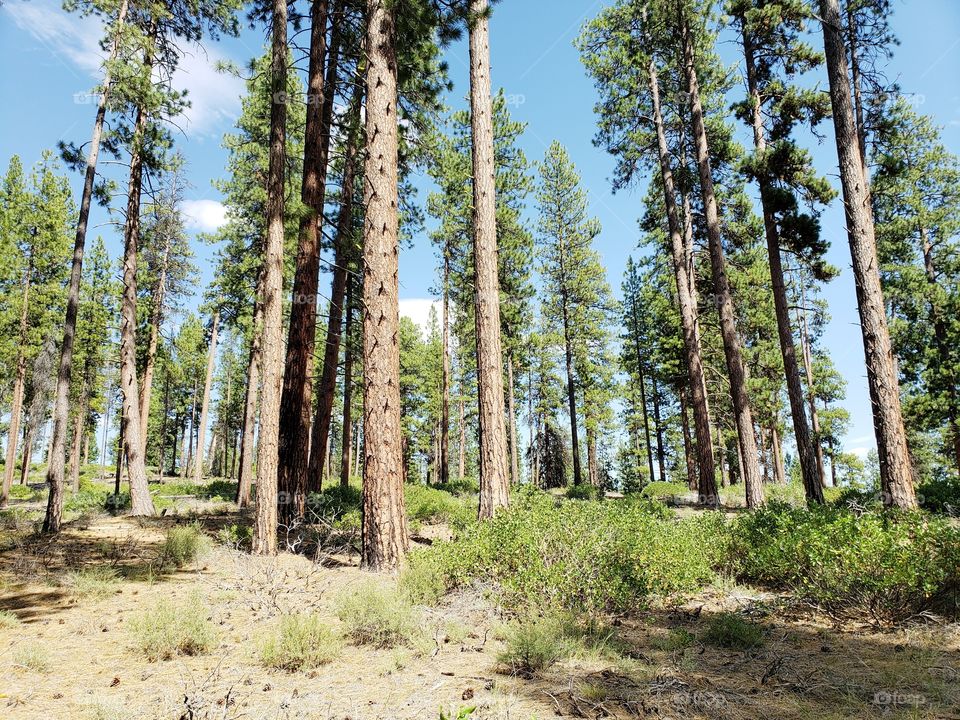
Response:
[[258, 613, 342, 671], [336, 581, 422, 649], [129, 594, 217, 661], [702, 613, 764, 650]]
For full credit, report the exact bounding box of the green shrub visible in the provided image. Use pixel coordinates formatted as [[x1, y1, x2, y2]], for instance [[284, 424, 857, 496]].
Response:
[[729, 503, 960, 622], [307, 485, 362, 524], [129, 595, 217, 660], [497, 614, 572, 675], [433, 477, 479, 496], [216, 523, 252, 549], [64, 485, 129, 514], [405, 484, 474, 530], [917, 475, 960, 515], [640, 481, 690, 502], [702, 613, 764, 649], [7, 484, 39, 500], [258, 614, 342, 671], [410, 490, 726, 614], [400, 551, 449, 606], [336, 581, 422, 649], [565, 484, 599, 501], [158, 525, 209, 569], [64, 565, 120, 600], [651, 627, 695, 651]]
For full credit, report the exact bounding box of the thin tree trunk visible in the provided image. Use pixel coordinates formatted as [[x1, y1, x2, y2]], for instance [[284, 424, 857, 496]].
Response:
[[799, 294, 828, 486], [741, 29, 823, 503], [251, 0, 288, 556], [118, 101, 154, 517], [457, 394, 466, 480], [646, 58, 717, 505], [586, 428, 598, 487], [308, 77, 360, 491], [561, 294, 583, 486], [772, 423, 786, 485], [1, 260, 31, 506], [470, 0, 510, 518], [114, 418, 124, 498], [630, 296, 656, 483], [680, 386, 697, 491], [440, 253, 451, 487], [361, 0, 408, 571], [19, 428, 34, 487], [192, 309, 219, 484], [651, 374, 666, 484], [183, 382, 196, 480], [236, 265, 265, 507], [846, 2, 869, 180], [340, 276, 354, 488], [42, 0, 130, 532], [506, 353, 520, 486], [682, 21, 763, 508], [138, 229, 172, 448], [279, 0, 340, 516], [819, 0, 916, 508], [67, 385, 87, 493]]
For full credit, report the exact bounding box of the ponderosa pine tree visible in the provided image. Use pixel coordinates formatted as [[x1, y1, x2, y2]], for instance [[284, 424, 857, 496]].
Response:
[[730, 0, 837, 503], [818, 0, 916, 508], [871, 97, 960, 475]]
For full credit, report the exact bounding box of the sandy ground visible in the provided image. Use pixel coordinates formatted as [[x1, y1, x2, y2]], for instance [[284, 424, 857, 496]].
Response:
[[1, 506, 958, 720]]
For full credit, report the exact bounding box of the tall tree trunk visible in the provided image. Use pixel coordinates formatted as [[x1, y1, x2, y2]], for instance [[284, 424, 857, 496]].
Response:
[[183, 382, 196, 480], [19, 427, 34, 487], [586, 428, 598, 487], [561, 296, 583, 486], [457, 393, 466, 480], [799, 295, 828, 486], [138, 227, 172, 448], [308, 76, 360, 491], [42, 0, 130, 532], [647, 58, 717, 505], [340, 276, 354, 488], [470, 0, 510, 518], [236, 265, 265, 508], [506, 352, 520, 485], [114, 418, 124, 498], [682, 22, 763, 508], [439, 251, 451, 486], [819, 0, 916, 508], [1, 259, 31, 506], [252, 0, 289, 556], [680, 386, 698, 491], [630, 296, 656, 483], [158, 372, 169, 483], [846, 2, 870, 180], [741, 30, 823, 503], [361, 0, 408, 571], [118, 103, 155, 517], [279, 0, 341, 515], [771, 423, 786, 485], [67, 384, 88, 493], [651, 374, 666, 484], [192, 309, 219, 484]]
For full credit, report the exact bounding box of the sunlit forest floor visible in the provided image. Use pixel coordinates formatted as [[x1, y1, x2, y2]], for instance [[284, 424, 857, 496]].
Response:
[[1, 472, 958, 720]]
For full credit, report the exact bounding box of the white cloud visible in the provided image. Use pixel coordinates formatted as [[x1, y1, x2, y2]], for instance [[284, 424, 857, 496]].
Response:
[[4, 0, 243, 136], [847, 446, 871, 460], [399, 298, 441, 331], [182, 199, 227, 232]]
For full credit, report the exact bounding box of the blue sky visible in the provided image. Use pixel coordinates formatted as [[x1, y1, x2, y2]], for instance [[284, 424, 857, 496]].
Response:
[[2, 0, 959, 460]]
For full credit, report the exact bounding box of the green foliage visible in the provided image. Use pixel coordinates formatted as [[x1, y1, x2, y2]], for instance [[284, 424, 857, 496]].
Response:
[[258, 614, 342, 671], [216, 523, 253, 549], [405, 484, 474, 529], [336, 582, 423, 649], [497, 614, 572, 675], [640, 481, 690, 502], [565, 484, 600, 501], [651, 627, 695, 651], [729, 503, 960, 622], [157, 525, 209, 569], [410, 490, 725, 613], [129, 595, 217, 661], [702, 613, 764, 650], [917, 475, 960, 515]]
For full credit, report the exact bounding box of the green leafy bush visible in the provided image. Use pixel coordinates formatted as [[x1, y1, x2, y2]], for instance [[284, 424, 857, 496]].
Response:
[[405, 484, 474, 529], [216, 523, 253, 549], [565, 484, 599, 501], [129, 594, 217, 660], [729, 503, 960, 622], [702, 613, 764, 649], [640, 481, 690, 502], [258, 613, 342, 671], [917, 475, 960, 515], [336, 581, 423, 649], [408, 489, 726, 614]]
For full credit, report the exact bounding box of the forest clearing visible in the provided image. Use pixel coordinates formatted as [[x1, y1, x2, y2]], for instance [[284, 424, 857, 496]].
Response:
[[1, 0, 960, 718]]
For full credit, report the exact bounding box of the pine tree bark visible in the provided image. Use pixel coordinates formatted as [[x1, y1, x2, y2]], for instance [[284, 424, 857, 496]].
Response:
[[647, 58, 718, 506], [279, 0, 341, 515], [586, 428, 598, 487], [651, 374, 666, 484], [561, 289, 583, 486], [1, 259, 31, 507], [470, 0, 510, 517], [236, 265, 265, 507], [252, 0, 289, 556], [117, 103, 155, 517], [742, 30, 823, 503], [772, 423, 787, 485], [457, 394, 466, 480], [799, 296, 828, 485], [340, 276, 354, 488], [629, 295, 656, 483], [819, 0, 916, 508], [42, 0, 130, 532], [67, 383, 88, 493], [682, 22, 763, 508], [680, 386, 698, 491], [507, 352, 520, 485], [308, 76, 360, 491], [192, 309, 219, 485], [361, 0, 408, 571]]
